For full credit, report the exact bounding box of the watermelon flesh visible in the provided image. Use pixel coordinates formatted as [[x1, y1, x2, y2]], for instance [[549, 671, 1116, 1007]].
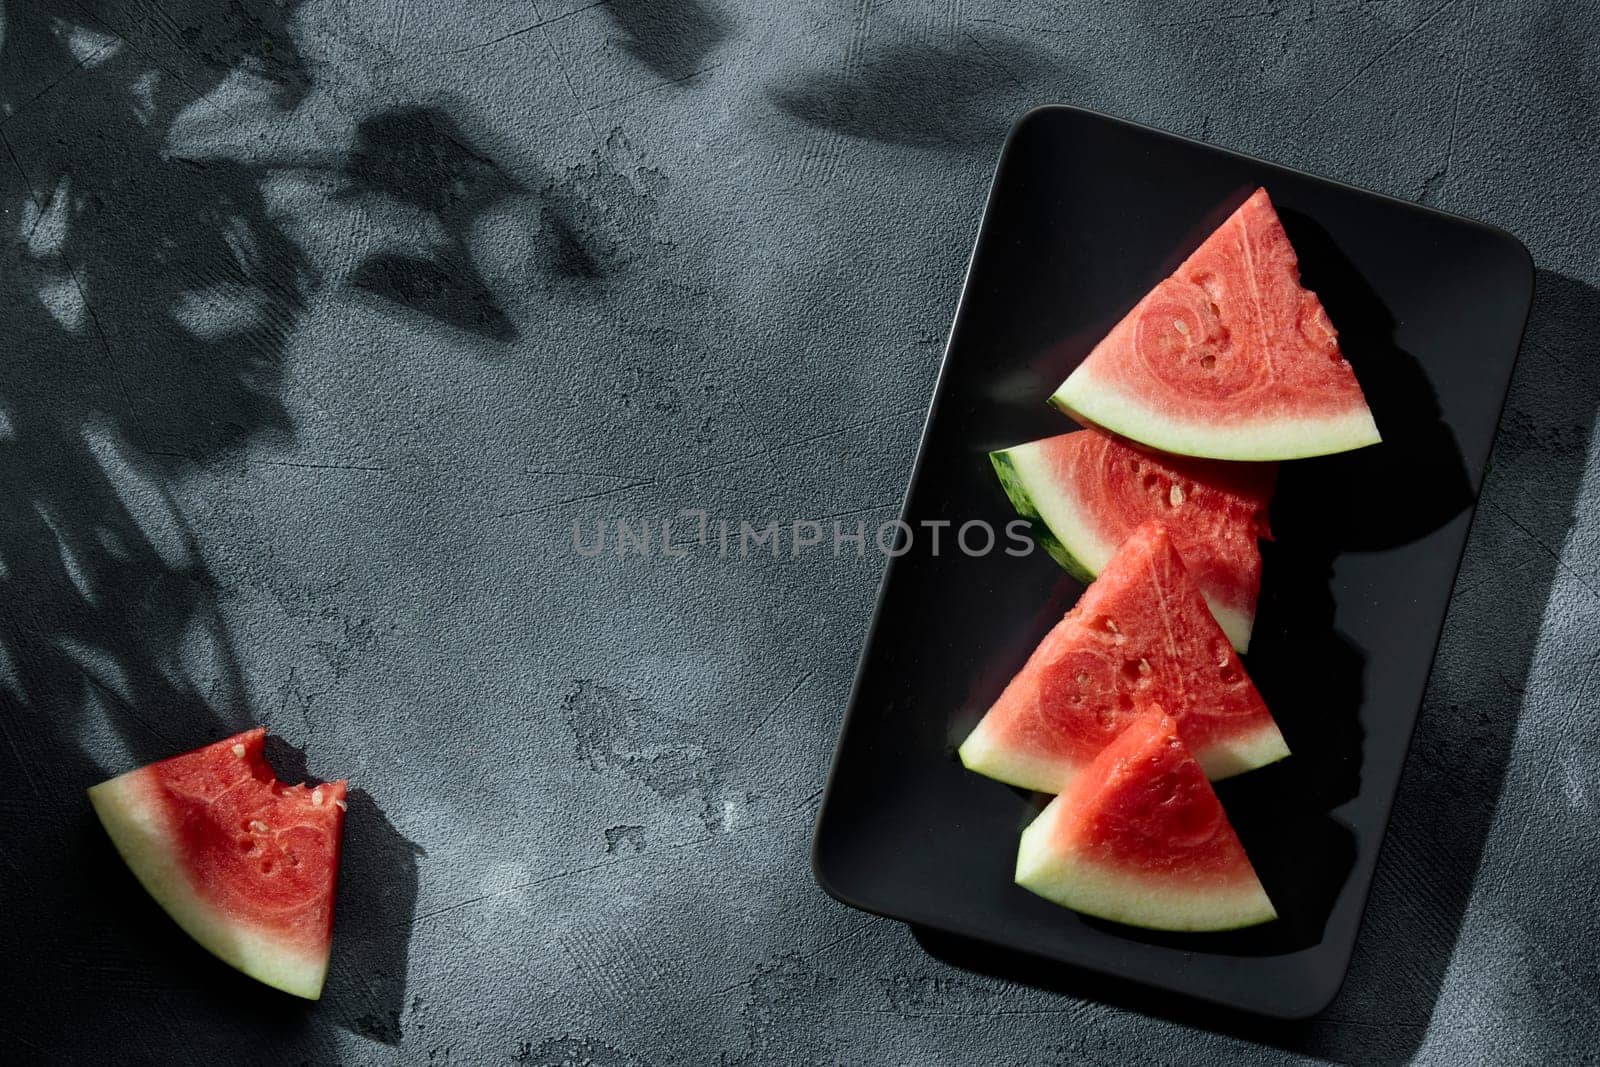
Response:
[[1016, 706, 1276, 931], [1051, 188, 1381, 461], [991, 428, 1274, 650], [959, 522, 1287, 792], [88, 728, 347, 999]]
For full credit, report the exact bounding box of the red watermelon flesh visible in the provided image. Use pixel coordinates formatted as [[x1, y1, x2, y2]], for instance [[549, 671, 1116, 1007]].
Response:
[[1051, 188, 1380, 461], [88, 728, 346, 999], [959, 522, 1287, 792], [990, 427, 1275, 650], [1016, 706, 1276, 931]]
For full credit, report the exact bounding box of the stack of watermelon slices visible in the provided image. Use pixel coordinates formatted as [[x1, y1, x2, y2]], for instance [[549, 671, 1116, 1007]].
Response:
[[964, 187, 1379, 932]]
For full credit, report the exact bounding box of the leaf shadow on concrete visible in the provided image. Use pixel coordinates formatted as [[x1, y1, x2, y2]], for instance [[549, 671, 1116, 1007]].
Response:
[[0, 2, 423, 1054], [338, 106, 525, 342], [766, 30, 1043, 151], [332, 104, 637, 333], [602, 0, 733, 82]]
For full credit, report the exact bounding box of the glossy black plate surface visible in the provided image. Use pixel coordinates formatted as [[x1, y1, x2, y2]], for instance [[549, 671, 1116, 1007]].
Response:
[[811, 106, 1534, 1019]]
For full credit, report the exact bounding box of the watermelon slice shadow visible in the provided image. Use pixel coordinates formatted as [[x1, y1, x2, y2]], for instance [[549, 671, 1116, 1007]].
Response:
[[266, 733, 423, 1044], [1238, 211, 1475, 822], [1309, 268, 1591, 1053], [320, 786, 425, 1045], [1272, 208, 1473, 551]]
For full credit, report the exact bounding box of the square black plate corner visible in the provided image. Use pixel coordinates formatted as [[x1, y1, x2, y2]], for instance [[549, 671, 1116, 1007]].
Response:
[[811, 105, 1534, 1019]]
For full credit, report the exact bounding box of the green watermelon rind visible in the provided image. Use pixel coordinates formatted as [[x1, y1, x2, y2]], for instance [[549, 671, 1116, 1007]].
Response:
[[990, 441, 1256, 652], [1015, 793, 1278, 932], [1050, 373, 1382, 462], [88, 773, 330, 1000], [988, 447, 1097, 582], [959, 711, 1288, 793]]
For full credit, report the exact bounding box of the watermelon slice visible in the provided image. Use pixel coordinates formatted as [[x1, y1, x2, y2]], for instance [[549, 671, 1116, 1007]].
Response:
[[991, 428, 1274, 650], [959, 522, 1287, 791], [88, 728, 347, 999], [1015, 706, 1276, 931], [1050, 188, 1381, 461]]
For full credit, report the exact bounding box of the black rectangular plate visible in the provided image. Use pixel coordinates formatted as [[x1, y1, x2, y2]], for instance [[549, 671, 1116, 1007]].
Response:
[[811, 106, 1534, 1019]]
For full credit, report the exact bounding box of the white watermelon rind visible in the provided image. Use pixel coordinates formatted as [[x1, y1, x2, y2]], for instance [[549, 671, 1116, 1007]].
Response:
[[991, 441, 1256, 651], [958, 712, 1083, 794], [1195, 721, 1292, 781], [1015, 794, 1278, 932], [1050, 372, 1382, 462], [88, 772, 331, 1000], [1206, 601, 1255, 656], [959, 713, 1288, 793]]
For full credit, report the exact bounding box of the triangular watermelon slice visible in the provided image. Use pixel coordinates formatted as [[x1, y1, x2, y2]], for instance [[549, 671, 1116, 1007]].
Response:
[[1051, 188, 1380, 461], [1016, 706, 1276, 931], [88, 728, 347, 999], [959, 521, 1287, 791], [991, 428, 1274, 650]]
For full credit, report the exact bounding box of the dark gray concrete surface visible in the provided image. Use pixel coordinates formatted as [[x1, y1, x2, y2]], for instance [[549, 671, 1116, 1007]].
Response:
[[0, 1, 1595, 1063]]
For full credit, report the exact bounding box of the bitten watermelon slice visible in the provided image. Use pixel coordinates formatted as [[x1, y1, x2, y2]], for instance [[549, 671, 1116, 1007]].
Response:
[[1016, 706, 1276, 931], [88, 728, 347, 999], [1051, 188, 1380, 461], [991, 428, 1274, 650], [959, 522, 1287, 791]]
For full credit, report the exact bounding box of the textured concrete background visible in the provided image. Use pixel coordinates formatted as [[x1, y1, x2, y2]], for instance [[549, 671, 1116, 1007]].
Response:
[[0, 1, 1595, 1064]]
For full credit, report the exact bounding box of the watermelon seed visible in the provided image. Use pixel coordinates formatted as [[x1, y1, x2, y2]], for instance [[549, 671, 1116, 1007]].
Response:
[[1076, 673, 1090, 686], [311, 787, 324, 806], [249, 819, 268, 834], [1173, 319, 1189, 336], [231, 743, 246, 759], [1139, 658, 1152, 676], [334, 798, 348, 812], [1168, 484, 1185, 507], [1200, 354, 1216, 370]]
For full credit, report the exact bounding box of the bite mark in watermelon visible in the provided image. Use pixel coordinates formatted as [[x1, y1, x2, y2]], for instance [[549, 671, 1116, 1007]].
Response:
[[1051, 188, 1380, 461], [88, 728, 347, 999], [991, 428, 1275, 650], [1015, 706, 1276, 931], [959, 522, 1287, 792]]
